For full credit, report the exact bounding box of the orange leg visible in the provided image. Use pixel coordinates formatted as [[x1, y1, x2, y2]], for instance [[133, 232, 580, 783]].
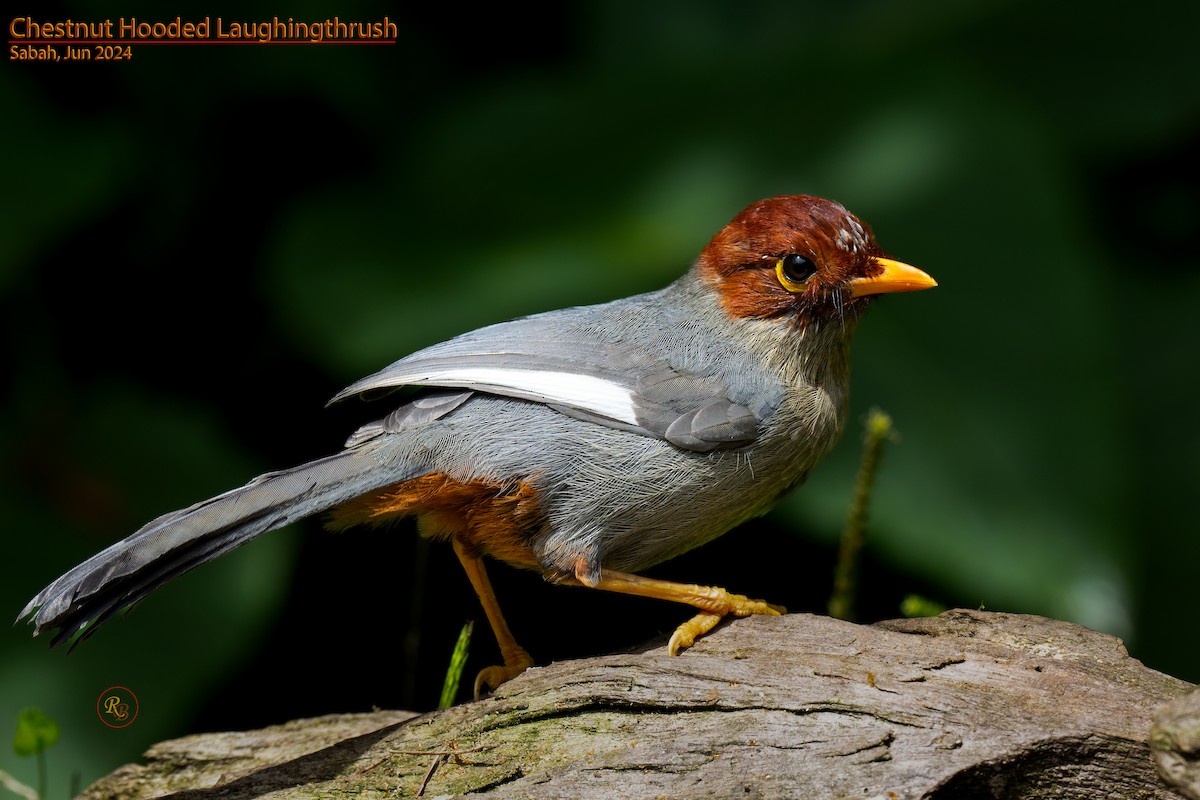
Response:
[[579, 568, 785, 656], [451, 539, 534, 697]]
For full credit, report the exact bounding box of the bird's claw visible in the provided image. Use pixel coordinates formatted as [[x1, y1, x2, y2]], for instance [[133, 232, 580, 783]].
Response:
[[473, 649, 534, 699], [666, 593, 785, 656]]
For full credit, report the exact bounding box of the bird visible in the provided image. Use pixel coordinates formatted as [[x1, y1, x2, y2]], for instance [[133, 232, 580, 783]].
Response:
[[19, 195, 936, 696]]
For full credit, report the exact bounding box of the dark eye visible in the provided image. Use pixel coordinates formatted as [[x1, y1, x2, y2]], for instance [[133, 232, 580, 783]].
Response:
[[781, 253, 817, 281], [775, 253, 818, 291]]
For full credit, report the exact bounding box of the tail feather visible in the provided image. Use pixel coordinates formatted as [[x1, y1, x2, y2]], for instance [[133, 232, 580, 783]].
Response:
[[18, 439, 415, 647]]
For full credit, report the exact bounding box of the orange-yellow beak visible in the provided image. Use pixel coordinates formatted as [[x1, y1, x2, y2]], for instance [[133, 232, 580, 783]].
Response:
[[849, 257, 938, 298]]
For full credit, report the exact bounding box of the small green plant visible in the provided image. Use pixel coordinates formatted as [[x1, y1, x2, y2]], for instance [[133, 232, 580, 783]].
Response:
[[438, 621, 474, 709], [5, 707, 60, 800]]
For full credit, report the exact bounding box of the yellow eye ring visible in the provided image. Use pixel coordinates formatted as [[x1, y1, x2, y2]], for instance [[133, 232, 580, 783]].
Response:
[[775, 254, 817, 293]]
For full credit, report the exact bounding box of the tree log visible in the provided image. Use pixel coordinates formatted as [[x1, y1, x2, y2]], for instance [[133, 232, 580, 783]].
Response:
[[82, 610, 1197, 798]]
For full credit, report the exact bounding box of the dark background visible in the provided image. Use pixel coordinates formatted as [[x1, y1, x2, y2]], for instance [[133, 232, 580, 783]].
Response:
[[2, 1, 1197, 791]]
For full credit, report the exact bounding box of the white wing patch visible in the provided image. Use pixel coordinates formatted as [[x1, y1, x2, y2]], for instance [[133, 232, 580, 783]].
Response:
[[401, 367, 639, 426]]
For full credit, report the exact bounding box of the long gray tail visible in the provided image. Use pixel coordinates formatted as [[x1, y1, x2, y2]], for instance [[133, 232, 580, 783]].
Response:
[[18, 438, 414, 647]]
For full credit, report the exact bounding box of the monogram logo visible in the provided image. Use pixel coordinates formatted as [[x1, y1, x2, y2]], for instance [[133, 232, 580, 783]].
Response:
[[96, 686, 139, 728]]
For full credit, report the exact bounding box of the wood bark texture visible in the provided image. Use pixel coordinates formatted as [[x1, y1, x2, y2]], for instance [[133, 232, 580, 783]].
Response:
[[81, 610, 1197, 799]]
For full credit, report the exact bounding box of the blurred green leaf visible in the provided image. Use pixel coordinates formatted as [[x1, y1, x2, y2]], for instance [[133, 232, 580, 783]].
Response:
[[12, 708, 59, 757], [900, 595, 947, 619]]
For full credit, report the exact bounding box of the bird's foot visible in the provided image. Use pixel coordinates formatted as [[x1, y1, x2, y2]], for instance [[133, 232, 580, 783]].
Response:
[[473, 645, 534, 698], [577, 569, 785, 656], [667, 591, 785, 656]]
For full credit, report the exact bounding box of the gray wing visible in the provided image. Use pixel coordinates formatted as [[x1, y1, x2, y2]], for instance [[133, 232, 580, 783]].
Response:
[[330, 299, 764, 453]]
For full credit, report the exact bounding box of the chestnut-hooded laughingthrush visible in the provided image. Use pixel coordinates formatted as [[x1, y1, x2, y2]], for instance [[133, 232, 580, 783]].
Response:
[[20, 195, 936, 695]]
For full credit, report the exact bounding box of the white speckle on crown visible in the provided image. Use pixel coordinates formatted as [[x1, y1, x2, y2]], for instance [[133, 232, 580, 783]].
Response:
[[836, 218, 866, 253]]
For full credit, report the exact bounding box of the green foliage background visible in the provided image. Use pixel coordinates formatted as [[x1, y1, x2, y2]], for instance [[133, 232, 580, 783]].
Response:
[[2, 1, 1197, 791]]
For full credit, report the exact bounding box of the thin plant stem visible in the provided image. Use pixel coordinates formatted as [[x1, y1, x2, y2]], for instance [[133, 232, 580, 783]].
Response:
[[828, 408, 894, 622]]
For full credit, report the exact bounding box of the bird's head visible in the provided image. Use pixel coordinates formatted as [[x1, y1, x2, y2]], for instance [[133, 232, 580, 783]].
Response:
[[696, 195, 936, 328]]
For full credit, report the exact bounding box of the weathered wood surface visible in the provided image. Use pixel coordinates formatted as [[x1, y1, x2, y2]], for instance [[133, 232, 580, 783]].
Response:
[[1154, 686, 1200, 799], [83, 610, 1197, 798]]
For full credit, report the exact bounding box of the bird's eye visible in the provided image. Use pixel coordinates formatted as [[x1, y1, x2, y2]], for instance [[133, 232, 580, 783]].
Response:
[[775, 253, 818, 292]]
